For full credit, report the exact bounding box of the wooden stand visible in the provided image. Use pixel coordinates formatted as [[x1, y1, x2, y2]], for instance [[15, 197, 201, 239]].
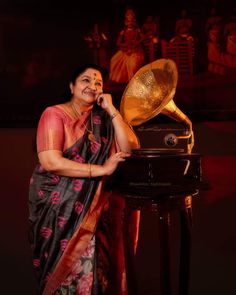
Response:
[[123, 191, 197, 295]]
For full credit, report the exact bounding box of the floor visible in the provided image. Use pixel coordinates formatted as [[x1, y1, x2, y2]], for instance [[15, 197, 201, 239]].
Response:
[[0, 120, 235, 294]]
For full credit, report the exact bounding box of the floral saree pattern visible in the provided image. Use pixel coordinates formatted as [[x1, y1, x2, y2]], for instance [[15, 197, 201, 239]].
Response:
[[29, 106, 114, 294]]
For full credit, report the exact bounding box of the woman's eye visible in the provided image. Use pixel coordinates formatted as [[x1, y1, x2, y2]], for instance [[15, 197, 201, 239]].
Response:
[[96, 82, 102, 87], [82, 78, 90, 83]]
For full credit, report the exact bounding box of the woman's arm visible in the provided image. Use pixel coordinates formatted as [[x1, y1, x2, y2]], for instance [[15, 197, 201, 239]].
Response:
[[38, 150, 129, 177], [117, 30, 127, 51], [110, 110, 140, 152], [97, 93, 140, 152], [36, 106, 131, 178]]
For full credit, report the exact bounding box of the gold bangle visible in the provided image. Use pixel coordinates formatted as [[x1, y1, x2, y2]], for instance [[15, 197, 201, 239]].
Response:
[[88, 163, 91, 178], [110, 110, 120, 120]]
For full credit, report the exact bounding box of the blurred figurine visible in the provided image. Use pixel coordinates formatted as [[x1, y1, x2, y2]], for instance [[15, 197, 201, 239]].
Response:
[[207, 8, 236, 74], [142, 15, 159, 39], [205, 7, 223, 44], [84, 23, 108, 66], [223, 9, 236, 55], [141, 15, 160, 62], [109, 8, 144, 83], [172, 9, 193, 42]]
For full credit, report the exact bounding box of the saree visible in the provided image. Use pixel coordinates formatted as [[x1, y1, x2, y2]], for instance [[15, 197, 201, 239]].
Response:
[[29, 105, 139, 295]]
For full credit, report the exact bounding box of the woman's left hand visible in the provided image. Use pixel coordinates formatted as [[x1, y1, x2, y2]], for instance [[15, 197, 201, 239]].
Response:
[[97, 92, 140, 152], [97, 93, 116, 114]]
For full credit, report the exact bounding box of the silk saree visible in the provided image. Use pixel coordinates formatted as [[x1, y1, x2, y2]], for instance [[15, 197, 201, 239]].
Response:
[[28, 105, 139, 295]]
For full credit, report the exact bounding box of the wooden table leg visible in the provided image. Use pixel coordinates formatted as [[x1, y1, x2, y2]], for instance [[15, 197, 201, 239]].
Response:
[[178, 196, 193, 295], [124, 207, 139, 295], [159, 211, 172, 295]]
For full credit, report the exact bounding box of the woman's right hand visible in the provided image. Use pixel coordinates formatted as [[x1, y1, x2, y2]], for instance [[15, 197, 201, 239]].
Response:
[[103, 151, 130, 175]]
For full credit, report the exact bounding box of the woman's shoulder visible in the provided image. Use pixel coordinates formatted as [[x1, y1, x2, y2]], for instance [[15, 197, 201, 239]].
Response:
[[40, 104, 70, 120], [43, 104, 68, 114]]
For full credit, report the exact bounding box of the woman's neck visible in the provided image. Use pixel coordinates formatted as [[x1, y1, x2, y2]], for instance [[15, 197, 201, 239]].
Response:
[[70, 100, 93, 115]]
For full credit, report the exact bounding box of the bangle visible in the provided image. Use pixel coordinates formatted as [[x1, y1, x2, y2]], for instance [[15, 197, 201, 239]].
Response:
[[110, 109, 120, 120], [88, 163, 91, 178]]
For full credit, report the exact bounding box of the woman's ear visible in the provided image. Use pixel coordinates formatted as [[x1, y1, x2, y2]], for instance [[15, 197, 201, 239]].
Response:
[[69, 82, 73, 94]]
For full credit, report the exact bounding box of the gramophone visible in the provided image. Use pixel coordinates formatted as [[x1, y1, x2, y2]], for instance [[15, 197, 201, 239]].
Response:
[[112, 60, 202, 295], [120, 58, 194, 154]]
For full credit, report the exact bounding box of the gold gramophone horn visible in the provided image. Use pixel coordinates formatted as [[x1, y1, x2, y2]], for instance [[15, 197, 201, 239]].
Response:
[[161, 99, 192, 131], [120, 58, 194, 153]]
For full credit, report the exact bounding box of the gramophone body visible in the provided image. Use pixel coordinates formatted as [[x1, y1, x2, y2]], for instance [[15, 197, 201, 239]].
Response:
[[120, 58, 194, 153]]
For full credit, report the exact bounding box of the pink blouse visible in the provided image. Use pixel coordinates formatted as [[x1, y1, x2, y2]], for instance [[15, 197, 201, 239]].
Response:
[[36, 105, 89, 153]]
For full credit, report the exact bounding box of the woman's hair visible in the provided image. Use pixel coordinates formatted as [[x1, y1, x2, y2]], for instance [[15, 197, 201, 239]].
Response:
[[70, 63, 108, 84], [61, 63, 108, 102]]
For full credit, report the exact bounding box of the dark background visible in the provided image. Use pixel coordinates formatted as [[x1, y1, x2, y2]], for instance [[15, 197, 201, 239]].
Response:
[[0, 0, 235, 125]]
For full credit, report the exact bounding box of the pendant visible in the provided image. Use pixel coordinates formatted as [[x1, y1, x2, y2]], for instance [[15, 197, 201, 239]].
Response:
[[88, 132, 95, 141]]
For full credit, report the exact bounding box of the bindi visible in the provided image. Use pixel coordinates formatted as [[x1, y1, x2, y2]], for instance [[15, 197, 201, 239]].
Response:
[[93, 72, 101, 82]]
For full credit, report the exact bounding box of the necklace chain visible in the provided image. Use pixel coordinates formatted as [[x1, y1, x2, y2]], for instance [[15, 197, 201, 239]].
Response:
[[70, 102, 95, 141]]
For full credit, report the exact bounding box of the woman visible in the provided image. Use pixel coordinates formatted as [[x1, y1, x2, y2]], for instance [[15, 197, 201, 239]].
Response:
[[28, 64, 140, 294]]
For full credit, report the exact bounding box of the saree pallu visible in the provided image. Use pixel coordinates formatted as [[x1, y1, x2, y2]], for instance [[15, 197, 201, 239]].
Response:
[[29, 108, 119, 294]]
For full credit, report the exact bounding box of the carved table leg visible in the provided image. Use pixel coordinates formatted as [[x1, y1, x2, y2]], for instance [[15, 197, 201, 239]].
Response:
[[124, 206, 139, 295], [178, 196, 193, 295], [159, 211, 172, 295]]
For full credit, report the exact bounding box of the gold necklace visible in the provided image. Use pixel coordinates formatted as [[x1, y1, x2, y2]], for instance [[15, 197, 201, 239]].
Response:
[[70, 102, 95, 141]]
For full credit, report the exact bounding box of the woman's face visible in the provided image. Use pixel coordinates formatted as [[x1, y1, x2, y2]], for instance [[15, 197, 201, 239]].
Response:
[[70, 68, 103, 105]]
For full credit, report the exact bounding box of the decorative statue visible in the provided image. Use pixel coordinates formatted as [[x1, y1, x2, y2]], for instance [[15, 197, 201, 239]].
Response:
[[84, 23, 108, 66], [109, 8, 144, 83]]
